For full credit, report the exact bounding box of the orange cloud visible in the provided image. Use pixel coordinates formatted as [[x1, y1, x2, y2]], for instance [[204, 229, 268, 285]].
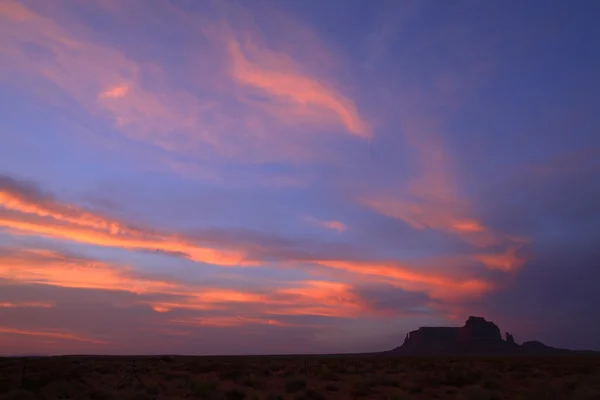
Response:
[[0, 302, 53, 308], [0, 174, 515, 310], [146, 281, 366, 319], [0, 327, 107, 344], [0, 1, 221, 163], [0, 246, 368, 319], [0, 1, 34, 21], [99, 84, 130, 99], [365, 196, 527, 272], [227, 36, 369, 138], [171, 316, 289, 328], [361, 97, 528, 274], [474, 243, 528, 272], [364, 198, 501, 248], [0, 248, 178, 294], [313, 260, 493, 301], [0, 185, 504, 309], [1, 0, 369, 170], [306, 216, 348, 232], [0, 183, 249, 266]]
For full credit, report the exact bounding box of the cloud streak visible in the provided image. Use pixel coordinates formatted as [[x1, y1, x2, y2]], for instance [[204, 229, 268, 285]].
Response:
[[0, 175, 247, 266], [0, 326, 107, 344], [227, 36, 369, 137]]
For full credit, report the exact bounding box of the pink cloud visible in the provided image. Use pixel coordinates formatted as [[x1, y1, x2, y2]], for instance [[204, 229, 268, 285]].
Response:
[[0, 181, 248, 266], [0, 302, 53, 308], [361, 87, 528, 273], [0, 175, 504, 308], [0, 326, 107, 344], [306, 216, 348, 232], [0, 0, 370, 172], [227, 37, 370, 138], [99, 83, 130, 99], [312, 259, 493, 301]]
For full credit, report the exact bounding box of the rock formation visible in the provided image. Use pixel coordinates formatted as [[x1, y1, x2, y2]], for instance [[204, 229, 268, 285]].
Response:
[[505, 332, 515, 345], [399, 316, 504, 352], [384, 316, 593, 356]]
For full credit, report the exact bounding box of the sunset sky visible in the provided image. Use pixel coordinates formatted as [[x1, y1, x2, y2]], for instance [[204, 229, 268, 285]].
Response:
[[1, 0, 599, 356]]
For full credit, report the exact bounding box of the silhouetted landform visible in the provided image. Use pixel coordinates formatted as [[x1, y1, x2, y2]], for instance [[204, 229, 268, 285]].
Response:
[[384, 316, 600, 356]]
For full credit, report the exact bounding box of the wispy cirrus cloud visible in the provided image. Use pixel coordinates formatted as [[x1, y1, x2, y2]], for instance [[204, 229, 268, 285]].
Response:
[[0, 326, 107, 344], [361, 80, 528, 273], [0, 302, 53, 308], [98, 84, 130, 99], [312, 259, 493, 301], [0, 245, 367, 320], [227, 36, 370, 138], [306, 216, 348, 232], [0, 174, 499, 302], [0, 175, 247, 266], [0, 0, 369, 173]]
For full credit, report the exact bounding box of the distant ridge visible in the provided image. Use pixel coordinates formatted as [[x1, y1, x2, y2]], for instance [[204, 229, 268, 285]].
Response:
[[382, 316, 600, 356]]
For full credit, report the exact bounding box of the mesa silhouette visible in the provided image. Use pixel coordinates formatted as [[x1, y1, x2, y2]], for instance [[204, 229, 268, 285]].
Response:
[[383, 316, 599, 356]]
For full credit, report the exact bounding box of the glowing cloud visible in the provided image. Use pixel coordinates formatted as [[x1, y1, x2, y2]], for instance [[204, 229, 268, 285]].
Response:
[[0, 180, 248, 266], [0, 248, 178, 294], [0, 302, 53, 308], [227, 37, 369, 138], [171, 316, 289, 328], [313, 260, 493, 301], [0, 327, 107, 344], [306, 216, 348, 232], [99, 84, 130, 99]]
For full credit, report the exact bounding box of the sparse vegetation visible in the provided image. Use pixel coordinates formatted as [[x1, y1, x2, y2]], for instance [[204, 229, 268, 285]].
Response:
[[225, 388, 246, 400], [284, 377, 307, 393], [190, 377, 219, 398], [0, 355, 597, 399]]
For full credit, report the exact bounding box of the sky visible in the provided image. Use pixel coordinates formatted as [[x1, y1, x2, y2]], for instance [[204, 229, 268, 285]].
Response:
[[0, 0, 599, 356]]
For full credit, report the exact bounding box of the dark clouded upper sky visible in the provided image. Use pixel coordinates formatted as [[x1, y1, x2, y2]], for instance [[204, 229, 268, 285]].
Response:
[[1, 0, 600, 356]]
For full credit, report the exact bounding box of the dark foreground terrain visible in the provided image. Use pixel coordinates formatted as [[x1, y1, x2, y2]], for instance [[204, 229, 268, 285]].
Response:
[[1, 355, 600, 400]]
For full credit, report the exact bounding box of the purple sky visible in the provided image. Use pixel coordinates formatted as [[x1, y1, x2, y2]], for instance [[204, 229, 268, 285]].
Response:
[[1, 0, 599, 355]]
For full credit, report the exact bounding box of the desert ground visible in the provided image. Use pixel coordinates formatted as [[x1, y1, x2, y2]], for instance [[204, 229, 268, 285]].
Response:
[[1, 355, 599, 400]]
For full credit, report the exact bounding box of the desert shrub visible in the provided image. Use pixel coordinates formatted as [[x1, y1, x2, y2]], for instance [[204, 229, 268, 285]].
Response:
[[285, 377, 307, 393], [294, 388, 324, 400], [369, 373, 399, 387], [444, 367, 483, 388], [94, 365, 113, 375], [481, 377, 501, 390], [146, 384, 160, 395], [325, 383, 338, 392], [459, 384, 502, 400], [89, 389, 112, 400], [128, 393, 153, 400], [381, 394, 410, 400], [345, 365, 358, 374], [219, 366, 245, 381], [0, 389, 35, 400], [407, 383, 424, 394], [225, 388, 246, 400], [570, 385, 600, 400], [0, 379, 16, 395], [240, 375, 266, 389], [163, 369, 189, 381], [351, 379, 372, 397], [190, 378, 219, 398], [188, 362, 217, 374], [266, 394, 284, 400], [38, 379, 81, 399], [319, 371, 341, 382], [89, 389, 150, 400], [267, 362, 284, 373]]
